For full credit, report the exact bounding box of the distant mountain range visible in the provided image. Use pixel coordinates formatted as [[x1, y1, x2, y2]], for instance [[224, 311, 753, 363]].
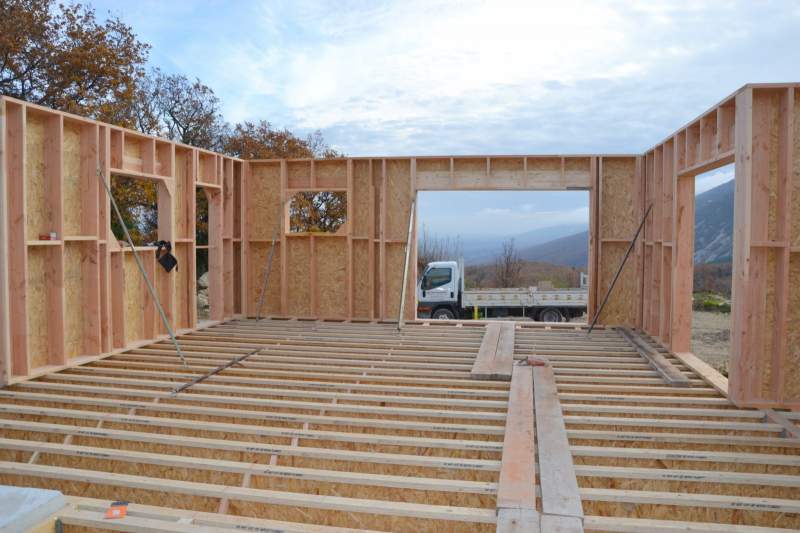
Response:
[[693, 179, 734, 263], [459, 224, 587, 265], [454, 179, 734, 268], [518, 230, 589, 267]]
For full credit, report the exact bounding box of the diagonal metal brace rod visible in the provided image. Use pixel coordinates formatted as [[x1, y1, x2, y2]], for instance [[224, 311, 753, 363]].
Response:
[[255, 203, 284, 322], [587, 203, 653, 336], [397, 197, 416, 331], [171, 345, 263, 395], [97, 167, 187, 367]]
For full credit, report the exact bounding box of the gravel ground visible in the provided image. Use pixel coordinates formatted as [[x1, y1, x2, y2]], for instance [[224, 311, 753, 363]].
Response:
[[691, 311, 731, 375]]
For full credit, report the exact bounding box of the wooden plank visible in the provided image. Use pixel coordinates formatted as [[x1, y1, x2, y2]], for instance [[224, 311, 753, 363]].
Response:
[[673, 350, 729, 396], [540, 515, 583, 533], [496, 508, 540, 533], [532, 364, 583, 520], [472, 322, 514, 380], [496, 365, 536, 510], [618, 327, 690, 386]]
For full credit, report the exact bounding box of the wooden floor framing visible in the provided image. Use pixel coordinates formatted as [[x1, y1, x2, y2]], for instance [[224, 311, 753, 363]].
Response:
[[0, 319, 798, 532]]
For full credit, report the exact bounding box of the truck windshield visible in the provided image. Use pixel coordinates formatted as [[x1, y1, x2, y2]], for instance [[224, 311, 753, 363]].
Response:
[[422, 267, 452, 290]]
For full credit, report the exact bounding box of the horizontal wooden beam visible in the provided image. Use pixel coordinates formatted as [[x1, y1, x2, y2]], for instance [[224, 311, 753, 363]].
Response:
[[618, 328, 690, 387], [0, 461, 497, 523]]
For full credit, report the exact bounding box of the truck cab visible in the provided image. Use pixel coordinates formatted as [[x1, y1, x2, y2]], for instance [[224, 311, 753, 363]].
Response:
[[416, 261, 462, 319], [417, 259, 589, 321]]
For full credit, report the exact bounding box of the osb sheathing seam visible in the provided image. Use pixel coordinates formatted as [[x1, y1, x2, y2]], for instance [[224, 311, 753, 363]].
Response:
[[787, 256, 800, 399], [352, 159, 371, 237], [490, 157, 524, 186], [315, 159, 347, 189], [660, 246, 672, 344], [246, 242, 280, 315], [123, 135, 142, 172], [599, 156, 639, 326], [385, 159, 411, 240], [452, 157, 485, 189], [760, 248, 777, 399], [565, 156, 592, 182], [792, 91, 800, 247], [25, 113, 50, 238], [765, 91, 781, 242], [384, 244, 406, 320], [416, 158, 450, 188], [123, 253, 144, 345], [62, 121, 83, 236], [174, 151, 189, 239], [598, 242, 637, 325], [286, 237, 311, 316], [248, 162, 280, 241], [352, 240, 371, 317], [174, 243, 192, 329], [287, 160, 310, 189], [601, 157, 638, 239], [316, 238, 347, 319], [26, 247, 50, 368], [63, 242, 85, 358], [526, 157, 561, 186]]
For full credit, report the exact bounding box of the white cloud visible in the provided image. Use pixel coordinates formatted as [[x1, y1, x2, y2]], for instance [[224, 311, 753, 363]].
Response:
[[479, 205, 589, 229], [695, 165, 734, 195]]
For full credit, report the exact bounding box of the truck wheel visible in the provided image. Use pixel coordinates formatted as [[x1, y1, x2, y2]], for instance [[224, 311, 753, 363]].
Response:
[[432, 307, 455, 320], [540, 308, 563, 323]]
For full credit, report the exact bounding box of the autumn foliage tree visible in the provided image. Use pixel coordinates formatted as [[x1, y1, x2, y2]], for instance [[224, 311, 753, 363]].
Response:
[[0, 0, 149, 125], [224, 120, 340, 159], [289, 192, 347, 233], [1, 0, 342, 257]]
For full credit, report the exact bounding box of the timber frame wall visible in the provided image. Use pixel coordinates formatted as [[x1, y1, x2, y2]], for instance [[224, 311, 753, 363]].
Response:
[[1, 83, 799, 409]]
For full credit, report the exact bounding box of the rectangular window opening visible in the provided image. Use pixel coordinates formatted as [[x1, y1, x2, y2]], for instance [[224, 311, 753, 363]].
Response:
[[110, 175, 158, 246], [288, 191, 347, 234]]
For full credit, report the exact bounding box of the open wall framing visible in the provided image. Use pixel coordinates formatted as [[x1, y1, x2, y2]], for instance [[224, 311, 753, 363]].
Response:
[[0, 97, 244, 385], [640, 84, 800, 409], [2, 84, 800, 409]]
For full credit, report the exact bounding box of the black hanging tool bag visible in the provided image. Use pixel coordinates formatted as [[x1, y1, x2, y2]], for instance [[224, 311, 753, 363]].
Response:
[[155, 240, 178, 272]]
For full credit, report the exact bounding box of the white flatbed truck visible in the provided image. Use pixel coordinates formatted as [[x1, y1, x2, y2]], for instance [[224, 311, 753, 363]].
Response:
[[416, 260, 587, 322]]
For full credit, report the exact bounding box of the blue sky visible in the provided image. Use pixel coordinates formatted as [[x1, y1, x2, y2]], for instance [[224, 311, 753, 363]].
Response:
[[92, 0, 798, 238]]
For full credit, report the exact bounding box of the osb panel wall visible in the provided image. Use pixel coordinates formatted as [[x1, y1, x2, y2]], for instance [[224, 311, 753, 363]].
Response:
[[286, 237, 311, 317], [730, 86, 800, 408], [0, 96, 244, 385], [26, 247, 51, 369], [63, 242, 86, 358], [596, 156, 642, 325], [245, 158, 415, 321], [62, 121, 84, 236]]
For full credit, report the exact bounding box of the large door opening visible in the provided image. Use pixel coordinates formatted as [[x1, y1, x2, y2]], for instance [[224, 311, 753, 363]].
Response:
[[416, 190, 589, 322], [692, 164, 734, 375]]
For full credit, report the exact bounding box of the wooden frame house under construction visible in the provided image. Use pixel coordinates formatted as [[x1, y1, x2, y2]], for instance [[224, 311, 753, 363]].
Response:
[[0, 83, 798, 532]]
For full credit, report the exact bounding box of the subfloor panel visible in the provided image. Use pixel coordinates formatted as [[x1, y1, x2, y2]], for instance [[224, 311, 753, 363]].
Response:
[[0, 319, 798, 532]]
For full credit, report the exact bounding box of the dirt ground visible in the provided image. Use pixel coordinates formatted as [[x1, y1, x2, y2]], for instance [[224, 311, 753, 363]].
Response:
[[691, 311, 731, 375]]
